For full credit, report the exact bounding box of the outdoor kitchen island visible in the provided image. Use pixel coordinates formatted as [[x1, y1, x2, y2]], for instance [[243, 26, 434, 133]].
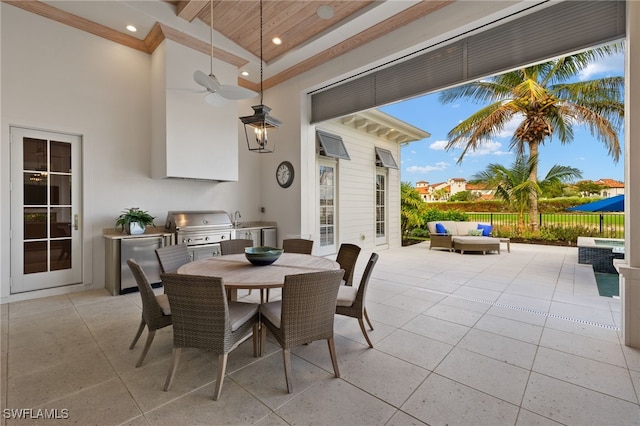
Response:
[[104, 212, 278, 295], [103, 227, 174, 295]]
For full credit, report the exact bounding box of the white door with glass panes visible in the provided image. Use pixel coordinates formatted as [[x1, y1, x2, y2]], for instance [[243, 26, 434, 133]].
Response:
[[10, 127, 83, 293], [376, 171, 388, 245], [317, 159, 337, 256]]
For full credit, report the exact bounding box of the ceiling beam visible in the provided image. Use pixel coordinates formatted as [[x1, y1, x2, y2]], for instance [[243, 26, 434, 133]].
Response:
[[150, 23, 248, 68], [4, 0, 149, 53], [262, 0, 452, 89], [176, 1, 209, 22]]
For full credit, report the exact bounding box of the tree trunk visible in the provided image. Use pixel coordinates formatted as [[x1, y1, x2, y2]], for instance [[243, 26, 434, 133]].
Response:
[[528, 142, 539, 231]]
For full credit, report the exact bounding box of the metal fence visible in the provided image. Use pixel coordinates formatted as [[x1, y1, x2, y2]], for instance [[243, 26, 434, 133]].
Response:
[[466, 212, 624, 238]]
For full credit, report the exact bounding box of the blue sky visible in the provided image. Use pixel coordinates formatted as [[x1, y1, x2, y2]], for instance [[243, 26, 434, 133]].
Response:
[[380, 51, 625, 187]]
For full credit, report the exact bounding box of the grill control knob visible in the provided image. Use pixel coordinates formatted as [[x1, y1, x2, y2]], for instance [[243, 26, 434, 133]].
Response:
[[186, 238, 192, 243], [205, 236, 210, 242]]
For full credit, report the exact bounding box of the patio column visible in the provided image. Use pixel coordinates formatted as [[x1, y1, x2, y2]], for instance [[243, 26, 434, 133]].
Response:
[[616, 0, 640, 348]]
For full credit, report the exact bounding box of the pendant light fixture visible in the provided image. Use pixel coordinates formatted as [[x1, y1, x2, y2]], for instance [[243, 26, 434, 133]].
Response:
[[239, 0, 281, 153]]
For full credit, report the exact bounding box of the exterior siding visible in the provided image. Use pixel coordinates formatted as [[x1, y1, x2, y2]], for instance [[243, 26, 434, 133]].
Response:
[[316, 121, 402, 253]]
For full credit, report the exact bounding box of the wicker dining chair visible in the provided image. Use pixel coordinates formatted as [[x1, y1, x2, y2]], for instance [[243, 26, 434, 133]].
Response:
[[220, 239, 254, 255], [335, 253, 379, 348], [155, 244, 191, 273], [282, 238, 314, 255], [161, 272, 260, 401], [127, 259, 172, 368], [260, 269, 344, 393], [336, 243, 361, 286]]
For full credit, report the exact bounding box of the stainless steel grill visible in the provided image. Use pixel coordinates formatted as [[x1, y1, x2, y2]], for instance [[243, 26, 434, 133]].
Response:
[[165, 211, 233, 260]]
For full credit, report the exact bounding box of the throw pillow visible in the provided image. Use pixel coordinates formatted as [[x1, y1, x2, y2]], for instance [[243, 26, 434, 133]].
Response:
[[477, 224, 493, 236], [435, 223, 447, 234], [468, 229, 483, 236]]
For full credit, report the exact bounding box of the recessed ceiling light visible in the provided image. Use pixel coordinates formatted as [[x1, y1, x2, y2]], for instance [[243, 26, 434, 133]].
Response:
[[272, 37, 282, 45], [317, 5, 334, 20], [241, 71, 249, 76], [126, 25, 137, 33]]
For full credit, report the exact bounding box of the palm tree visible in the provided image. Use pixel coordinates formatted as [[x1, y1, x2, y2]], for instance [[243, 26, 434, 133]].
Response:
[[401, 182, 426, 239], [470, 155, 582, 232], [440, 46, 623, 230]]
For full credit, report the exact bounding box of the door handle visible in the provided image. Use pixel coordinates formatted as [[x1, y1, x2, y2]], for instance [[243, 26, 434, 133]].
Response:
[[74, 214, 79, 230]]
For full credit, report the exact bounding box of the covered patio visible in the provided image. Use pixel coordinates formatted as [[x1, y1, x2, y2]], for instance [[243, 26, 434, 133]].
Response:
[[2, 243, 638, 425]]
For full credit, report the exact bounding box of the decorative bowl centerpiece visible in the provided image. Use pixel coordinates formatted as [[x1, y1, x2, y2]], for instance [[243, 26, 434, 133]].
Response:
[[245, 246, 284, 266]]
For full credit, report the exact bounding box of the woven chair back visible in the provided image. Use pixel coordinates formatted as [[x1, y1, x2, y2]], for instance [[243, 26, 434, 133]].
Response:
[[127, 259, 165, 328], [155, 244, 191, 273], [336, 243, 361, 286], [161, 273, 232, 352], [282, 238, 314, 254], [220, 239, 254, 255], [279, 269, 344, 348], [353, 253, 379, 311]]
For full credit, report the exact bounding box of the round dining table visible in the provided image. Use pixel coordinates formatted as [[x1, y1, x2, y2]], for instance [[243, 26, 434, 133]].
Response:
[[177, 253, 340, 300]]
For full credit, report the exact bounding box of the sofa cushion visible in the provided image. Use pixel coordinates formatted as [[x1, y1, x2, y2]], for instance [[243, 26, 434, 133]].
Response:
[[437, 221, 457, 234], [435, 223, 448, 234], [477, 223, 493, 236], [452, 236, 500, 244], [456, 222, 479, 236], [468, 229, 483, 236]]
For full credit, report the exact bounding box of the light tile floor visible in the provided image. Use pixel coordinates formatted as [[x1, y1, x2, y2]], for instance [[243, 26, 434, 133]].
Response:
[[1, 242, 640, 425]]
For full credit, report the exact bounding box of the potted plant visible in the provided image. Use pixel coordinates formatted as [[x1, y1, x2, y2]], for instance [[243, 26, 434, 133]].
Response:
[[115, 208, 155, 235]]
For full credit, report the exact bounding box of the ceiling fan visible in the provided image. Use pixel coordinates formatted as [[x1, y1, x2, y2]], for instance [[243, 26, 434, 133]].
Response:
[[193, 1, 257, 106]]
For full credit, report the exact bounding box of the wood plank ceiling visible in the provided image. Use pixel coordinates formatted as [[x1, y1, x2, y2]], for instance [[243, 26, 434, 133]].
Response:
[[173, 1, 375, 64]]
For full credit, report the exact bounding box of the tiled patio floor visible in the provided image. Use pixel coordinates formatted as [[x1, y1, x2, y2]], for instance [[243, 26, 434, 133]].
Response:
[[1, 242, 639, 425]]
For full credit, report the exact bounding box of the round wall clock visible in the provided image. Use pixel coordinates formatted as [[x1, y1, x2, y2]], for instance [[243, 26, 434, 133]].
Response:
[[276, 161, 294, 188]]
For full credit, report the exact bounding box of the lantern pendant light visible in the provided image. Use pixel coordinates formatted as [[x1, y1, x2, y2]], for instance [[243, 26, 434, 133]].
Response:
[[239, 0, 281, 153]]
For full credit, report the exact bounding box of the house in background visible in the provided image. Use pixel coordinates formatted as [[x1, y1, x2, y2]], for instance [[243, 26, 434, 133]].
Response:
[[595, 178, 625, 197], [415, 178, 493, 202]]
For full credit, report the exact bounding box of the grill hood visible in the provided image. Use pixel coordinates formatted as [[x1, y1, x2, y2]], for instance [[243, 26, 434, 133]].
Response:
[[165, 210, 233, 232]]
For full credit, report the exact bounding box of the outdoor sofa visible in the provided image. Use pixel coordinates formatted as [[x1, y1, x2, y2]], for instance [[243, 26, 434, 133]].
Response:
[[426, 221, 501, 254]]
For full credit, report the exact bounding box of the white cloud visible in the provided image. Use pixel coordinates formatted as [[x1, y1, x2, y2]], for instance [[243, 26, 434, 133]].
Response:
[[578, 52, 624, 80], [406, 161, 449, 173], [466, 140, 504, 156], [429, 140, 448, 150], [447, 139, 507, 158], [496, 115, 522, 138], [410, 150, 417, 154]]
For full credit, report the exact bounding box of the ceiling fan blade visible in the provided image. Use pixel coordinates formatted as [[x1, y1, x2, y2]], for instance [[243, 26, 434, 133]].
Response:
[[169, 88, 207, 93], [204, 92, 227, 107], [193, 70, 220, 92], [217, 85, 258, 100]]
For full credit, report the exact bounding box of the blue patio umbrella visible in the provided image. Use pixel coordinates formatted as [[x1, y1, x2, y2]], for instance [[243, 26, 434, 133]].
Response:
[[567, 195, 624, 212]]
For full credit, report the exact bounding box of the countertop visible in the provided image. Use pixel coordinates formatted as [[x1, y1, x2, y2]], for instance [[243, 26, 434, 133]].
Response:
[[103, 222, 276, 239], [234, 221, 277, 229], [103, 227, 173, 239]]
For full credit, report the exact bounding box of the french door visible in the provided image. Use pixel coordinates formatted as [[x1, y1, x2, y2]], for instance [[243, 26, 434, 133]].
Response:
[[376, 170, 388, 245], [10, 127, 83, 293], [317, 159, 337, 256]]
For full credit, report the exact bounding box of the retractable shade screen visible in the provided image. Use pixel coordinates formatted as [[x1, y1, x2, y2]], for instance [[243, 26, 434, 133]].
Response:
[[311, 1, 625, 123], [317, 130, 350, 160], [375, 147, 398, 169]]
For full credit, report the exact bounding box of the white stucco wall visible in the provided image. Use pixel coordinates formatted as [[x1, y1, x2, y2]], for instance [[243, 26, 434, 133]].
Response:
[[0, 0, 569, 301], [0, 5, 264, 301]]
